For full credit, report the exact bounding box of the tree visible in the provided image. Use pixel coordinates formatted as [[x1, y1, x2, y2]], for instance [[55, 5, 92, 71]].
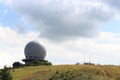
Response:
[[0, 66, 12, 80], [12, 62, 23, 68]]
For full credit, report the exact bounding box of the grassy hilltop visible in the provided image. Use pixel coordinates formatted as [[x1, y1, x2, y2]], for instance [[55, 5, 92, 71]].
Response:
[[11, 65, 120, 80]]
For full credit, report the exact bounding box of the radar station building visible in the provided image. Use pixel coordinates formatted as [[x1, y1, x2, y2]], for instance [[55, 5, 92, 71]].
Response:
[[22, 41, 46, 65]]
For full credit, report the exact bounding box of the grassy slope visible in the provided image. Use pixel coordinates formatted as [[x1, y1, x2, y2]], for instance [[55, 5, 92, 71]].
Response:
[[10, 65, 120, 80]]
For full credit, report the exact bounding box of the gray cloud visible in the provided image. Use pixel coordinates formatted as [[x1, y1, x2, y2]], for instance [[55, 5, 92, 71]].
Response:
[[13, 25, 27, 34], [104, 0, 120, 10], [10, 0, 115, 41]]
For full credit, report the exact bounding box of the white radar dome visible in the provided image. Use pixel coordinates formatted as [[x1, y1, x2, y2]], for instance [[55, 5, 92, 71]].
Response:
[[24, 41, 46, 60]]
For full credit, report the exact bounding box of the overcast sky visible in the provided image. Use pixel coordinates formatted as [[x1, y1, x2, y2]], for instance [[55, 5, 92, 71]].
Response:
[[0, 0, 120, 68]]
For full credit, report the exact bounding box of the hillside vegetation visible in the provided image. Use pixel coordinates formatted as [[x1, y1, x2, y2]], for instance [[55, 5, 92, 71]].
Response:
[[10, 65, 120, 80]]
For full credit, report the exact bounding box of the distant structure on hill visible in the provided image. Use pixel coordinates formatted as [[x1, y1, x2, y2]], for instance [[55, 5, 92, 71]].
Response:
[[84, 62, 95, 65], [22, 41, 46, 65], [83, 55, 95, 65]]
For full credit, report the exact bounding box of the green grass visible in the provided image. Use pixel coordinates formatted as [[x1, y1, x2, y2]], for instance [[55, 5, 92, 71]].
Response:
[[10, 65, 120, 80]]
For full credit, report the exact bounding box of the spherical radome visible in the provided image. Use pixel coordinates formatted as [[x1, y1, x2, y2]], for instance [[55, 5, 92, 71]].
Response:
[[24, 41, 46, 60]]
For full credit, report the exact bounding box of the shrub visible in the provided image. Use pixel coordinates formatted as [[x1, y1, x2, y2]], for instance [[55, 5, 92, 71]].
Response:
[[12, 62, 23, 68], [25, 60, 52, 66], [0, 66, 13, 80]]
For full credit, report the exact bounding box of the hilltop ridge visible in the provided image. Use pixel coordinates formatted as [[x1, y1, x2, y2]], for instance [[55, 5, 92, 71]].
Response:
[[10, 65, 120, 80]]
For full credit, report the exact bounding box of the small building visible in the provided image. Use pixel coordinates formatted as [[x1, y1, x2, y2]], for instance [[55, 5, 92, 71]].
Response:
[[84, 62, 95, 65]]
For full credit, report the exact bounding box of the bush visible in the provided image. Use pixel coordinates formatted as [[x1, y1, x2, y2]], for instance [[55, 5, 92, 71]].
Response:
[[25, 60, 52, 66], [12, 62, 23, 68], [0, 66, 13, 80]]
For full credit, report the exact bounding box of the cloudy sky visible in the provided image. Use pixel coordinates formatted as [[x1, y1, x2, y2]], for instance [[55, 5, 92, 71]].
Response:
[[0, 0, 120, 68]]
